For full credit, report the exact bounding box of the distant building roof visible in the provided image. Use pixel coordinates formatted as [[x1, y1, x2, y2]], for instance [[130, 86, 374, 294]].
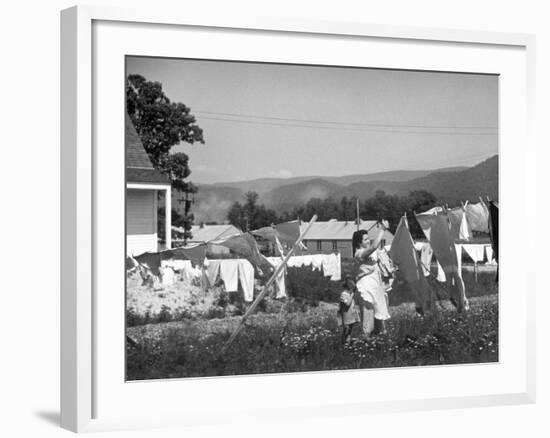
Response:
[[173, 224, 242, 243], [300, 219, 393, 241], [126, 114, 170, 185]]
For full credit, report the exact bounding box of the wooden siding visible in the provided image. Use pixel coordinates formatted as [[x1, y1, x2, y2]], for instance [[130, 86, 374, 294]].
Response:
[[126, 189, 158, 255], [303, 239, 354, 258]]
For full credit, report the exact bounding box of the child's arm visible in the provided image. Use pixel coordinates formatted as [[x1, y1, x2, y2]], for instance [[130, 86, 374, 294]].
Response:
[[341, 291, 353, 306]]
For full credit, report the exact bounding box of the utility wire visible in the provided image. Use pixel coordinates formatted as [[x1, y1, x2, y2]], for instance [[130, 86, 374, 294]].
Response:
[[197, 115, 497, 136], [194, 109, 497, 131]]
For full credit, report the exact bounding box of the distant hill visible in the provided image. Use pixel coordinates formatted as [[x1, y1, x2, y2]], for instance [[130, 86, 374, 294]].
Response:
[[261, 156, 498, 211], [173, 185, 244, 224], [176, 157, 496, 223], [263, 178, 343, 213], [407, 155, 498, 203], [209, 166, 467, 195]]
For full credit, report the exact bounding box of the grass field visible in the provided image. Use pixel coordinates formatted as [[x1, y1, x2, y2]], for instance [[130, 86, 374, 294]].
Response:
[[126, 287, 498, 380]]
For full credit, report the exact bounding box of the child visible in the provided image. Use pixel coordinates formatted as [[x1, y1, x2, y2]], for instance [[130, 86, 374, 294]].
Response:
[[338, 278, 360, 344]]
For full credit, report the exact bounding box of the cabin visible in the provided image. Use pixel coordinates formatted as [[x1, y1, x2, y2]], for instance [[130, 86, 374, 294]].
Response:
[[126, 114, 172, 256], [301, 219, 394, 258]]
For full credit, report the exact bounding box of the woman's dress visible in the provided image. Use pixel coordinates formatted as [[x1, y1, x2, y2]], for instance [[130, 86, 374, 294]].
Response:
[[354, 249, 391, 320]]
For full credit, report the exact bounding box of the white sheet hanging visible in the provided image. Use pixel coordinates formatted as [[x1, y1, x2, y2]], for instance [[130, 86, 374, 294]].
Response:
[[462, 244, 486, 264]]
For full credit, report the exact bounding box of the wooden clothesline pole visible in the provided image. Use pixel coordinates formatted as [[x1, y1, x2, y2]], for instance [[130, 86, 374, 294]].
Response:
[[222, 215, 318, 351]]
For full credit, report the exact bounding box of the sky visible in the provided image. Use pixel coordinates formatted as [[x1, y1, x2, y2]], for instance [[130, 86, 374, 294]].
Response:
[[126, 57, 498, 184]]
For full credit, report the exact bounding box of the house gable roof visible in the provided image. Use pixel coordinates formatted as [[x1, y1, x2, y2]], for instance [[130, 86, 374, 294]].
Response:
[[126, 114, 170, 185]]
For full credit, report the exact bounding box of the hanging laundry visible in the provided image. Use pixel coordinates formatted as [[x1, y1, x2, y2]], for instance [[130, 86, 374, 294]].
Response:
[[161, 243, 207, 267], [274, 235, 285, 257], [436, 261, 446, 282], [459, 212, 471, 240], [162, 259, 187, 271], [134, 251, 162, 276], [455, 244, 463, 273], [334, 253, 342, 281], [212, 233, 271, 273], [419, 243, 433, 277], [219, 260, 240, 292], [465, 201, 490, 233], [321, 253, 342, 281], [311, 254, 323, 271], [250, 226, 278, 241], [448, 207, 472, 241], [376, 248, 395, 279], [321, 254, 336, 278], [421, 206, 444, 216], [488, 201, 499, 283], [488, 201, 499, 262], [485, 245, 496, 264], [376, 248, 395, 292], [389, 217, 434, 313], [265, 257, 287, 298], [415, 212, 467, 311], [204, 260, 221, 287], [126, 256, 138, 271], [237, 259, 255, 302], [274, 220, 301, 248], [462, 244, 486, 264], [163, 259, 201, 281], [455, 244, 469, 310], [160, 265, 176, 286], [287, 255, 312, 268], [271, 254, 341, 281]]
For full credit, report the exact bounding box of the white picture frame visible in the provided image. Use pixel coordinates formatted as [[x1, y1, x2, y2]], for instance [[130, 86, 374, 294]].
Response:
[[60, 5, 536, 433]]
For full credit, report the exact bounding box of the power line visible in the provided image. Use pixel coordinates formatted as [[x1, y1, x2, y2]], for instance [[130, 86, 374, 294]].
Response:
[[194, 109, 497, 131], [197, 115, 498, 136]]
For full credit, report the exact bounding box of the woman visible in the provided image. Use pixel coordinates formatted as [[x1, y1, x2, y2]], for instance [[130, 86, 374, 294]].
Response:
[[352, 228, 391, 337]]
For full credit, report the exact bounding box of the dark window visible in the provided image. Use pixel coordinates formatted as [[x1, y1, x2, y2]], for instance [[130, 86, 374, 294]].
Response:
[[316, 240, 322, 251], [332, 240, 337, 251]]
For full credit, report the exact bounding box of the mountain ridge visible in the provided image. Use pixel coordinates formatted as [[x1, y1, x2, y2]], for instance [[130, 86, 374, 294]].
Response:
[[206, 165, 468, 195], [174, 156, 497, 223]]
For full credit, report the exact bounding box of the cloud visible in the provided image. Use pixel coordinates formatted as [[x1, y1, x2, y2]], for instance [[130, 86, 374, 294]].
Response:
[[268, 169, 293, 179]]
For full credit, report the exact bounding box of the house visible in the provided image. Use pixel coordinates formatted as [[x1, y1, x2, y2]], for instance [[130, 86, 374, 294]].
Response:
[[301, 219, 394, 258], [126, 114, 172, 256], [173, 223, 242, 255]]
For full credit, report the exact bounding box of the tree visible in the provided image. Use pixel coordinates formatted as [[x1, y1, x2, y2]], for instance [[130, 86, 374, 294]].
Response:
[[126, 74, 205, 241], [157, 208, 190, 241], [227, 191, 279, 231]]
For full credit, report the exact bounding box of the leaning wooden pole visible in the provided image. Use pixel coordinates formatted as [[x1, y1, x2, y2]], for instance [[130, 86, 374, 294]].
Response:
[[222, 214, 318, 350]]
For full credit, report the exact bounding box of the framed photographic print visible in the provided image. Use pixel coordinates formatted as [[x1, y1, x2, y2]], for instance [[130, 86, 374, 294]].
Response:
[[61, 5, 536, 433]]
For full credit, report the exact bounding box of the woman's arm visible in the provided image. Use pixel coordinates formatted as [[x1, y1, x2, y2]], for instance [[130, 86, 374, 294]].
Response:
[[372, 229, 385, 249], [355, 230, 386, 261]]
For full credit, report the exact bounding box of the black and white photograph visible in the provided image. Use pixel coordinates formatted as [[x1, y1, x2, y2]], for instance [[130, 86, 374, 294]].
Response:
[[125, 56, 499, 380]]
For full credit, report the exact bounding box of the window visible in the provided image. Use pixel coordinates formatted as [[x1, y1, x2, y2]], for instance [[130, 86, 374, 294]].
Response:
[[316, 240, 322, 251], [332, 240, 337, 251]]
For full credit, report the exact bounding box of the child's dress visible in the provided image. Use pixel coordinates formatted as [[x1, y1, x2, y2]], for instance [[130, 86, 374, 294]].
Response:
[[338, 290, 360, 325]]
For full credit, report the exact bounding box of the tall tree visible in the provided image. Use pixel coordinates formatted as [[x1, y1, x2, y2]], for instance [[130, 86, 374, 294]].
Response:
[[126, 74, 205, 240], [227, 191, 279, 231]]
